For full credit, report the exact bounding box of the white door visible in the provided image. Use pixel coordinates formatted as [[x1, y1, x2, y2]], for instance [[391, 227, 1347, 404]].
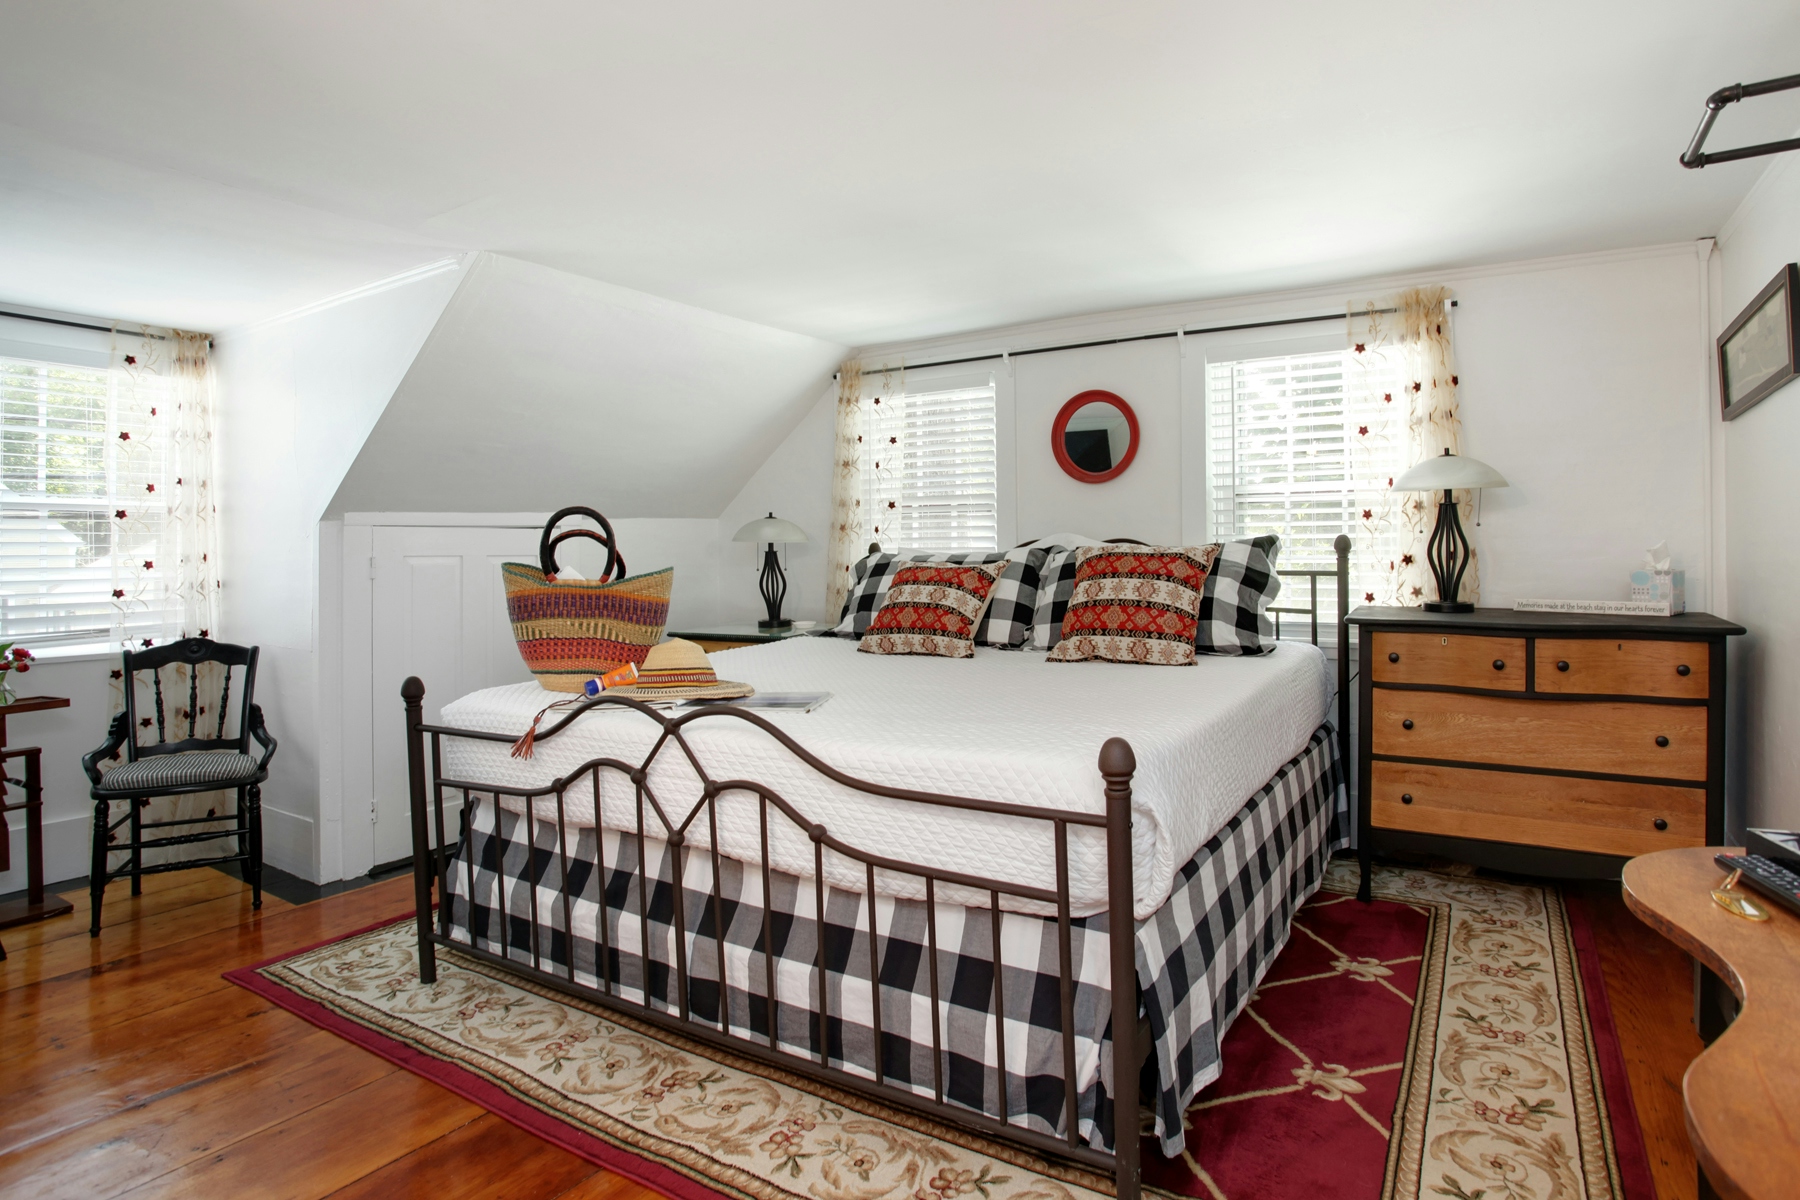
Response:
[[368, 524, 539, 865]]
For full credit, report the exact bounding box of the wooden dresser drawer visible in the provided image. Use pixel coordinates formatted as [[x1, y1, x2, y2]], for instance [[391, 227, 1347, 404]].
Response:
[[1369, 761, 1705, 857], [1534, 638, 1710, 699], [1371, 691, 1707, 780], [1370, 631, 1526, 691]]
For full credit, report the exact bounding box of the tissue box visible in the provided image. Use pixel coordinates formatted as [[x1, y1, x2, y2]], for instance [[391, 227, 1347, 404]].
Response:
[[1630, 569, 1685, 614]]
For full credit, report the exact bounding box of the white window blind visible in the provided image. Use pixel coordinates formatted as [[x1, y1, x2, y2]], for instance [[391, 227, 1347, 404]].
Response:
[[863, 380, 998, 554], [0, 353, 177, 646], [1207, 347, 1404, 578]]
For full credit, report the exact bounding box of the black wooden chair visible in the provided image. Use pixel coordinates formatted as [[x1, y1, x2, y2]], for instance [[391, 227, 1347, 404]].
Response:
[[81, 638, 276, 935]]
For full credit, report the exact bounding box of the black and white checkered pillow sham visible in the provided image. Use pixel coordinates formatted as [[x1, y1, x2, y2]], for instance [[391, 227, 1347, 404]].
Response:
[[973, 547, 1048, 648], [831, 549, 1011, 638], [1194, 535, 1282, 656], [1027, 545, 1085, 650]]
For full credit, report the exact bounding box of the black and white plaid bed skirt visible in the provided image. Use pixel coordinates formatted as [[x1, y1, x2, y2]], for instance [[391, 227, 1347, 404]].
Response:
[[444, 723, 1345, 1157]]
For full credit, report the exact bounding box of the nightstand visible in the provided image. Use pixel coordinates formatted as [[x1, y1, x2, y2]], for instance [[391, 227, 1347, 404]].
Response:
[[666, 624, 816, 653], [1347, 606, 1745, 899]]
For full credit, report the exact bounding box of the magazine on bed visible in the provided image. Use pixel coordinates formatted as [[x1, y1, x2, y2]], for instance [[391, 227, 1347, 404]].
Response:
[[679, 691, 832, 712]]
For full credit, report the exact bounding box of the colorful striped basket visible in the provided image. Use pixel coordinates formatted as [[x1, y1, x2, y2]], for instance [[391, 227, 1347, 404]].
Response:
[[502, 508, 673, 693]]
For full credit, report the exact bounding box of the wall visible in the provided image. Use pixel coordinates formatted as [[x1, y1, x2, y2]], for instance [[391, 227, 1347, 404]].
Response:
[[213, 260, 466, 879], [1013, 342, 1184, 545], [1716, 148, 1800, 834], [751, 244, 1715, 623], [716, 387, 836, 625]]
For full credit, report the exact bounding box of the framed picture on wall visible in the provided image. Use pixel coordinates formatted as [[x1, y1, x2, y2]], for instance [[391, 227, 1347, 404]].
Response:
[[1719, 262, 1800, 420]]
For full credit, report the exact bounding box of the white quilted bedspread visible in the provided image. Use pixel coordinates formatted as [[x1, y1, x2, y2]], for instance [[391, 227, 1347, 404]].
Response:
[[438, 637, 1332, 918]]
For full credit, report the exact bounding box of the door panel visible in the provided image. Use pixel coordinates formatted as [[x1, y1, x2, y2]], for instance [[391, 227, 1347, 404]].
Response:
[[369, 526, 538, 864]]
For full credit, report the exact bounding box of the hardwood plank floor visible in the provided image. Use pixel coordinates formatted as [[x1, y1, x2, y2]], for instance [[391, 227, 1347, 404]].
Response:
[[0, 868, 1707, 1198]]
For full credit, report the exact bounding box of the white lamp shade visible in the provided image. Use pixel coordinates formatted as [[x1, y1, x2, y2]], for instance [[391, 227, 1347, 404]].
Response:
[[733, 514, 810, 544], [1392, 451, 1509, 492]]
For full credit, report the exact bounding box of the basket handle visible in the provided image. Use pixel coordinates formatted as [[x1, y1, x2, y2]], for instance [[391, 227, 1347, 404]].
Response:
[[539, 507, 626, 582]]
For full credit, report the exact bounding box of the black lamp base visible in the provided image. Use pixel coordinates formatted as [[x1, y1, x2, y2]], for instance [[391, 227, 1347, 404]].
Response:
[[757, 543, 790, 630], [1423, 488, 1477, 614]]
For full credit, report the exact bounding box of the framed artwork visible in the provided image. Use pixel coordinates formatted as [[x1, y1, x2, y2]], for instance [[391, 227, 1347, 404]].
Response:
[[1719, 262, 1800, 420]]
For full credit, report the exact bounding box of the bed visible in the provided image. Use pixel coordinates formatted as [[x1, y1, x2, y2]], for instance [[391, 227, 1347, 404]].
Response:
[[402, 535, 1352, 1200]]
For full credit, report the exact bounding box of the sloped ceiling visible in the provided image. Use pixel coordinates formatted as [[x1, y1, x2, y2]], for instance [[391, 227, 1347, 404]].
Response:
[[327, 253, 844, 516], [3, 3, 1799, 341]]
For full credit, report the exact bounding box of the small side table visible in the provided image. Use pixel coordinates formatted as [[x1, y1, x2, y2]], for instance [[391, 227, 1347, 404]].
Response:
[[667, 624, 816, 654], [0, 695, 74, 935]]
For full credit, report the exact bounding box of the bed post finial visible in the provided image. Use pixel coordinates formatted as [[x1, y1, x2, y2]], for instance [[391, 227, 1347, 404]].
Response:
[[1100, 736, 1141, 1200], [403, 676, 437, 985]]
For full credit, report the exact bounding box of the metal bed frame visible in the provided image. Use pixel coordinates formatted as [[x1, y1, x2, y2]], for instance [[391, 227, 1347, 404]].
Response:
[[404, 534, 1351, 1199]]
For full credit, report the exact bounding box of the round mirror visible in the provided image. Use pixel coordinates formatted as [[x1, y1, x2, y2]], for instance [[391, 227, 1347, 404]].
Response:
[[1052, 390, 1139, 483]]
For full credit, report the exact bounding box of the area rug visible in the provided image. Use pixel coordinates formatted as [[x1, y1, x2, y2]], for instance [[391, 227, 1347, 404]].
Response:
[[225, 860, 1653, 1200]]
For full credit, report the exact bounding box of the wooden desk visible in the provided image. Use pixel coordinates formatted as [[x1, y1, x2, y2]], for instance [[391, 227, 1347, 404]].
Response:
[[0, 694, 73, 930], [1622, 846, 1800, 1200]]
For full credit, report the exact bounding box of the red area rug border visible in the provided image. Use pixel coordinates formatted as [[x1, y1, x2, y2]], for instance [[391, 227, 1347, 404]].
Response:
[[224, 919, 727, 1200], [1562, 890, 1657, 1200]]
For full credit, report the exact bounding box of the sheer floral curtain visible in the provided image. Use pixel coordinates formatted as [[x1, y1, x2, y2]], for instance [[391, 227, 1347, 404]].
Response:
[[825, 359, 866, 623], [1348, 286, 1474, 606], [824, 360, 904, 621], [102, 327, 228, 864]]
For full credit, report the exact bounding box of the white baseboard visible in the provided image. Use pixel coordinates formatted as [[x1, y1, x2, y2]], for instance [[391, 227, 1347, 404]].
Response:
[[260, 806, 317, 883], [0, 812, 90, 892]]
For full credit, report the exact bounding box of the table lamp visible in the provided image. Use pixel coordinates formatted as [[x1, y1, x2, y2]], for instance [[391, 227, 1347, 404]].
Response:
[[1392, 450, 1509, 613], [732, 513, 810, 629]]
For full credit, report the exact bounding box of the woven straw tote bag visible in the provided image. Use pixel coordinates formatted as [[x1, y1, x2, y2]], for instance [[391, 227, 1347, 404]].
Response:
[[502, 507, 673, 692]]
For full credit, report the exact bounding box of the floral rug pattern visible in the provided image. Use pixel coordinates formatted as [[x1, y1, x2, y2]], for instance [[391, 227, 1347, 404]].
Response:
[[241, 860, 1636, 1200]]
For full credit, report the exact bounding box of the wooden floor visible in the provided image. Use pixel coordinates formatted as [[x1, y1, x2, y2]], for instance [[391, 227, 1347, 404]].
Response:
[[0, 870, 1703, 1199]]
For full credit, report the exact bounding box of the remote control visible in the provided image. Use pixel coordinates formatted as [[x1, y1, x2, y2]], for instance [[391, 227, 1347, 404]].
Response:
[[1714, 852, 1800, 919]]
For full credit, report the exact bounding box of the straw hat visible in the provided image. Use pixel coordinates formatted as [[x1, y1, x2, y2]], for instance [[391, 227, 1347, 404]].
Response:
[[604, 638, 754, 701]]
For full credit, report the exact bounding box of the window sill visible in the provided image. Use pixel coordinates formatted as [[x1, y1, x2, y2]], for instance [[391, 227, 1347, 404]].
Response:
[[23, 642, 121, 664]]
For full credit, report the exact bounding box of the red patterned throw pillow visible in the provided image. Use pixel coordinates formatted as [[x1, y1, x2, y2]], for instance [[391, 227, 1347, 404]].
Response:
[[858, 562, 1005, 658], [1046, 545, 1221, 665]]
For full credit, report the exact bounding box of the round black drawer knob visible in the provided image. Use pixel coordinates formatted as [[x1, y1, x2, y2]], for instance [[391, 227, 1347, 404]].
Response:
[[1676, 664, 1691, 677], [1402, 719, 1414, 730], [1401, 793, 1414, 804], [1388, 651, 1399, 663], [1556, 660, 1570, 672], [1653, 818, 1668, 831], [1492, 659, 1505, 671], [1655, 735, 1669, 748]]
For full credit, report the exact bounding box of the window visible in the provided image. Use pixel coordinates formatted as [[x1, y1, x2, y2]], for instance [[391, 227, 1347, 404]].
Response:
[[0, 352, 176, 646], [863, 378, 998, 554], [1207, 346, 1404, 581]]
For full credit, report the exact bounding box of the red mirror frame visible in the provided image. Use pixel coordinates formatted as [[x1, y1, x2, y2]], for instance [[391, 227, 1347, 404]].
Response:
[[1051, 390, 1139, 484]]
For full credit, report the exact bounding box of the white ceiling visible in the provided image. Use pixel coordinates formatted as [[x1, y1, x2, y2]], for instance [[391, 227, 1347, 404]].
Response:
[[3, 2, 1798, 343]]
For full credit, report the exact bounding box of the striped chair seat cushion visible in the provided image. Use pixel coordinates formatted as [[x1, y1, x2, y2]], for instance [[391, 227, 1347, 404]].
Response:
[[100, 750, 261, 793]]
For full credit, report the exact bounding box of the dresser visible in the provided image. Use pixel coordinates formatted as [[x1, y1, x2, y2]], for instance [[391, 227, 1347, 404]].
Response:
[[1347, 607, 1744, 899]]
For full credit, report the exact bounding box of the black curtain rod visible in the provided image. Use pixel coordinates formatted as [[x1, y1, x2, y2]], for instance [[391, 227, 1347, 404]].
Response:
[[0, 308, 169, 341], [844, 302, 1449, 377]]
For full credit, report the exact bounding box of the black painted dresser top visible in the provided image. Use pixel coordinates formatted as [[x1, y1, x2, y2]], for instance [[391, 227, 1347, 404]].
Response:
[[1347, 606, 1745, 638]]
